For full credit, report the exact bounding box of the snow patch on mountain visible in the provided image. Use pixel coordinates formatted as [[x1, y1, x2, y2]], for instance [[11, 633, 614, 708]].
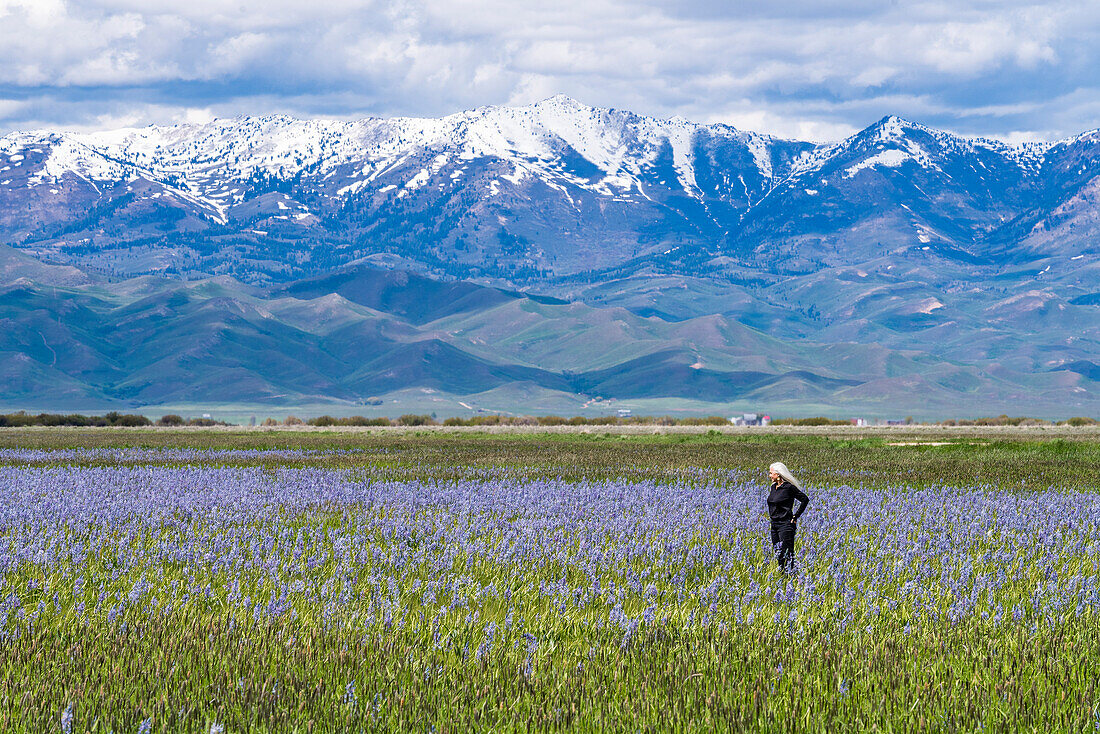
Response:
[[743, 133, 775, 181], [843, 149, 913, 178], [915, 298, 944, 314]]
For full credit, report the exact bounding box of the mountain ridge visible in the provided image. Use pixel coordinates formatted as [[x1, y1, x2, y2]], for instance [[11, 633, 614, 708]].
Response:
[[7, 96, 1095, 289], [2, 99, 1098, 416]]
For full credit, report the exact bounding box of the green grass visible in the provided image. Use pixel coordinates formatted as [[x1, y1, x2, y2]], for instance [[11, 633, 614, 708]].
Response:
[[2, 427, 1099, 490], [11, 616, 1099, 731], [1, 428, 1099, 731]]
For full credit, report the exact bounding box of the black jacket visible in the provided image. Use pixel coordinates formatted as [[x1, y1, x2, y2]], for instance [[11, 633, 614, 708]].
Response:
[[767, 480, 809, 523]]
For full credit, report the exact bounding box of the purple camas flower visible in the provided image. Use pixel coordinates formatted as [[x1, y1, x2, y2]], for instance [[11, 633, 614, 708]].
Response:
[[0, 456, 1097, 656]]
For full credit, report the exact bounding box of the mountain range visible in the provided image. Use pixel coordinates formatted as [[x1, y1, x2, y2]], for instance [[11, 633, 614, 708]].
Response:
[[1, 97, 1098, 417]]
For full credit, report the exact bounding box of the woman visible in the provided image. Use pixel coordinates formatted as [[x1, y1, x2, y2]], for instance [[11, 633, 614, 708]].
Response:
[[767, 461, 808, 573]]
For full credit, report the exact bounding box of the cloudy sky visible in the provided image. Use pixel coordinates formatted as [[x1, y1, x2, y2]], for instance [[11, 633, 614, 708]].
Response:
[[0, 0, 1096, 142]]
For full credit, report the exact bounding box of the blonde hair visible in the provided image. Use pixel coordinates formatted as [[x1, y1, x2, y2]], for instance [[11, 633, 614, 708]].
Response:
[[768, 461, 802, 490]]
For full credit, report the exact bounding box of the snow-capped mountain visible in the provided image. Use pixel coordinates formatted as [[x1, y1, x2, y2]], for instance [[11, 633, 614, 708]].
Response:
[[0, 97, 1096, 286], [3, 100, 1100, 415], [1, 95, 796, 215]]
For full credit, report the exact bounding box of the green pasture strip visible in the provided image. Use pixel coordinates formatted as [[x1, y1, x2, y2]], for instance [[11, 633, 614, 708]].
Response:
[[1, 428, 1099, 490]]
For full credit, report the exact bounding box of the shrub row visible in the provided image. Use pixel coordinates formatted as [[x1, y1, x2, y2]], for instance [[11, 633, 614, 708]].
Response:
[[0, 411, 152, 427], [156, 415, 231, 427], [299, 414, 731, 427], [3, 411, 1095, 429], [938, 415, 1098, 427], [305, 416, 398, 427], [770, 417, 854, 426], [299, 414, 1098, 428], [0, 412, 239, 428], [439, 415, 731, 427]]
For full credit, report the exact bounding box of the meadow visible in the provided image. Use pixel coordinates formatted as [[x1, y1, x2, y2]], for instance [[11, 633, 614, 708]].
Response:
[[2, 427, 1099, 732]]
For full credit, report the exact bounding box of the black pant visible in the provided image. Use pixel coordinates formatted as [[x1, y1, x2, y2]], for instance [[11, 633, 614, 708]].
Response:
[[771, 521, 796, 572]]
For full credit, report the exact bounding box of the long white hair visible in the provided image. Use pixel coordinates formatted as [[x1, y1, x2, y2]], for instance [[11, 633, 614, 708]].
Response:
[[769, 461, 802, 490]]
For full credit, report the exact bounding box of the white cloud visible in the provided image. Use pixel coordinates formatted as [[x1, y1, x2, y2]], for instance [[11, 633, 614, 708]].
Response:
[[0, 0, 1096, 141], [207, 33, 273, 75], [0, 99, 27, 118]]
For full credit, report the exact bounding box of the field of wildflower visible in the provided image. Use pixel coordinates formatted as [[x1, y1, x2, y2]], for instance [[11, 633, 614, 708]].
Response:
[[2, 428, 1099, 731]]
